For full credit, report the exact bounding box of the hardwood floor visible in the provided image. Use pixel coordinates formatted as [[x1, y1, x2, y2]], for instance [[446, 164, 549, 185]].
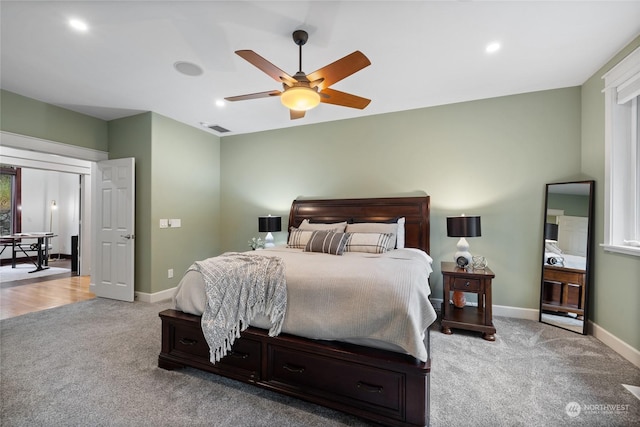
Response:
[[0, 260, 95, 320]]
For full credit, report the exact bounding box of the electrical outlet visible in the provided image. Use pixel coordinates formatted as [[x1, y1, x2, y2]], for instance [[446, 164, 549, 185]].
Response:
[[168, 268, 173, 279], [159, 219, 168, 229]]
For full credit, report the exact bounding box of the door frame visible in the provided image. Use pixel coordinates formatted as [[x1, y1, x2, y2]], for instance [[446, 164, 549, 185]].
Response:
[[0, 131, 109, 276]]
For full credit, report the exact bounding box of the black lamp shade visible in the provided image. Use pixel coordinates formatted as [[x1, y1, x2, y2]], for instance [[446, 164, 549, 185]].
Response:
[[258, 216, 282, 233], [544, 223, 559, 240], [447, 216, 481, 238]]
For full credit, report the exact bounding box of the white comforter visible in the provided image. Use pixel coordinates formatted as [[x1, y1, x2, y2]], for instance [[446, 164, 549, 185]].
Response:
[[174, 246, 436, 361]]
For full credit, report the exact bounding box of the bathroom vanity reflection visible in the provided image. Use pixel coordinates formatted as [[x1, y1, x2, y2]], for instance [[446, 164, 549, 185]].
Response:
[[539, 181, 594, 334]]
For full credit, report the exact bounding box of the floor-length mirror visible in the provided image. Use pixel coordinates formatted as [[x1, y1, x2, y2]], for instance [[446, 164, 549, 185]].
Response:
[[539, 181, 594, 334]]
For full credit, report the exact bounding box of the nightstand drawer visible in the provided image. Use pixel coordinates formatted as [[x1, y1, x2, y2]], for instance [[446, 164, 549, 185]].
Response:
[[452, 277, 481, 292]]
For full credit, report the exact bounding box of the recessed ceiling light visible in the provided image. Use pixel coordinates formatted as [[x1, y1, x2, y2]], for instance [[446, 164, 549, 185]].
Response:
[[486, 42, 501, 54], [215, 100, 225, 107], [69, 18, 88, 32], [174, 61, 203, 77]]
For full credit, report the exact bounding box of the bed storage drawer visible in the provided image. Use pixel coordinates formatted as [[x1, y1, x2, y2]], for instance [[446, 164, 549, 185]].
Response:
[[159, 309, 261, 380], [267, 344, 404, 419], [216, 338, 261, 373], [171, 323, 210, 358]]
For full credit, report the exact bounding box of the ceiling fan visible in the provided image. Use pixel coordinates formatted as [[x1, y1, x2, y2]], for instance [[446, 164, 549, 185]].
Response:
[[225, 30, 371, 120]]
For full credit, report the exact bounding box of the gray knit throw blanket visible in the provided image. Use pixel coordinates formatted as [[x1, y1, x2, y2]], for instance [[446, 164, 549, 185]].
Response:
[[189, 252, 287, 363]]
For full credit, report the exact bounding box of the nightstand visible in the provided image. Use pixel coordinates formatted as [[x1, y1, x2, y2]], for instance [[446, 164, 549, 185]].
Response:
[[440, 261, 496, 341]]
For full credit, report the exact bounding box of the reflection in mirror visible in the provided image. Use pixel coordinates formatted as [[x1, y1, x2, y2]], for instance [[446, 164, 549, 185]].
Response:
[[539, 181, 594, 335]]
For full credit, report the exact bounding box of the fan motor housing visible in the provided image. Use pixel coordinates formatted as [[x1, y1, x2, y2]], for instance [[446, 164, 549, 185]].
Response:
[[292, 30, 308, 46]]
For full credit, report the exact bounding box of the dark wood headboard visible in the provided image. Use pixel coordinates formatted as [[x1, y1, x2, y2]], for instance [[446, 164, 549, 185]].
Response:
[[288, 196, 431, 253]]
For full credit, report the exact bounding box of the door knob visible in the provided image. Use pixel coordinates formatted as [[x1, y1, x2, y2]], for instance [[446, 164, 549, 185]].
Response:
[[121, 234, 134, 240]]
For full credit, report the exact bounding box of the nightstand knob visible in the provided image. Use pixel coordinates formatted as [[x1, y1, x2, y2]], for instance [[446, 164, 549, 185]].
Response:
[[465, 281, 470, 287]]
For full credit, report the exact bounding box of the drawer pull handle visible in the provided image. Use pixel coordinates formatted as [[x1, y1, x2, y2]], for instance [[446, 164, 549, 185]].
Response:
[[465, 281, 470, 287], [178, 338, 197, 346], [282, 363, 305, 374], [357, 381, 383, 393], [228, 350, 249, 359]]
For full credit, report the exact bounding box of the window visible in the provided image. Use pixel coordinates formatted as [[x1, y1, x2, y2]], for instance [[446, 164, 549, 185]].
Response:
[[0, 166, 21, 236], [602, 46, 640, 256]]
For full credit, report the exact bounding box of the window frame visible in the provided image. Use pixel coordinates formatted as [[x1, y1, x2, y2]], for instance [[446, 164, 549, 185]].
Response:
[[0, 166, 22, 236], [602, 46, 640, 257]]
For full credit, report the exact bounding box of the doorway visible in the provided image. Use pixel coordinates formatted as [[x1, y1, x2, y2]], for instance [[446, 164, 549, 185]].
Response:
[[0, 131, 107, 276], [1, 131, 108, 313]]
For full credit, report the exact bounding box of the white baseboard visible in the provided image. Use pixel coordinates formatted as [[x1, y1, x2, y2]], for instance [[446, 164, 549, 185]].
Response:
[[135, 286, 176, 304], [493, 304, 540, 321], [430, 298, 539, 321], [589, 321, 640, 369], [431, 298, 639, 368]]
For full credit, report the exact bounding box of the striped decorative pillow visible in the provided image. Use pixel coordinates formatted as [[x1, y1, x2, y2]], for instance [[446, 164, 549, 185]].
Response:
[[344, 232, 393, 254], [304, 231, 349, 255], [287, 228, 315, 249], [345, 222, 397, 250]]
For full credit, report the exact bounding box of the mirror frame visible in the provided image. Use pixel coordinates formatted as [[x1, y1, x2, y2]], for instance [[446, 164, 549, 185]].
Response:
[[539, 180, 595, 335]]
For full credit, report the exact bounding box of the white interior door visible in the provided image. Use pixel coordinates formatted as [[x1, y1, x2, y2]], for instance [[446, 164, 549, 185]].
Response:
[[91, 158, 135, 301]]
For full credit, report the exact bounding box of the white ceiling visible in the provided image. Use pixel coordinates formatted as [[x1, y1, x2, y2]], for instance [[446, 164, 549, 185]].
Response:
[[2, 1, 639, 137]]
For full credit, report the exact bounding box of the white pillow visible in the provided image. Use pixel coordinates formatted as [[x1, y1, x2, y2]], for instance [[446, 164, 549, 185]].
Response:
[[396, 217, 405, 249], [298, 219, 348, 232]]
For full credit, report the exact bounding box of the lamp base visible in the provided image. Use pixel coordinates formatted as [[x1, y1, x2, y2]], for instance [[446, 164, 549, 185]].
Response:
[[264, 232, 275, 248], [454, 237, 472, 267]]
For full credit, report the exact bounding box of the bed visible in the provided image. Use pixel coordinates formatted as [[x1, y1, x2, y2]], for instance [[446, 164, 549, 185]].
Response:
[[158, 195, 434, 426]]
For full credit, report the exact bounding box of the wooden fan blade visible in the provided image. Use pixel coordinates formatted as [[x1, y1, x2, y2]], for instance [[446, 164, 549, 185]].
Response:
[[319, 88, 370, 109], [235, 50, 297, 86], [307, 51, 371, 90], [225, 90, 281, 102], [290, 109, 306, 120]]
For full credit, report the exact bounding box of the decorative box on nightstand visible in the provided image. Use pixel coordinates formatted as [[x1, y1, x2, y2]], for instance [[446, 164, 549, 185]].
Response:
[[440, 261, 496, 341]]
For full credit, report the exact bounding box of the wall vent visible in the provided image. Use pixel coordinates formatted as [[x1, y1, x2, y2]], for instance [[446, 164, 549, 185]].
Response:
[[208, 125, 230, 133]]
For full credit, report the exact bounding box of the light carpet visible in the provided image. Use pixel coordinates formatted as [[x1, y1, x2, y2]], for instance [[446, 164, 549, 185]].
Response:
[[0, 264, 70, 283], [1, 299, 638, 426]]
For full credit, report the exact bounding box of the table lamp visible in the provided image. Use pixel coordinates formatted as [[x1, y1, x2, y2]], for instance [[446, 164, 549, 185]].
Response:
[[544, 223, 559, 241], [258, 215, 281, 248], [447, 215, 481, 268]]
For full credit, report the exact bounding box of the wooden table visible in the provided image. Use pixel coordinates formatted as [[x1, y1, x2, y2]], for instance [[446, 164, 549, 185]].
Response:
[[440, 261, 496, 341]]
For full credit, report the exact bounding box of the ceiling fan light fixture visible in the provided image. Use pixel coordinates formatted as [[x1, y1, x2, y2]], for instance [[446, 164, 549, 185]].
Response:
[[280, 86, 320, 111]]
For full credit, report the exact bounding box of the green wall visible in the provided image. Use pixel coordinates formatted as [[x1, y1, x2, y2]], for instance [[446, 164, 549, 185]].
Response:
[[547, 193, 590, 218], [150, 113, 221, 294], [108, 112, 221, 294], [220, 87, 583, 312], [581, 35, 640, 350], [0, 90, 108, 150]]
